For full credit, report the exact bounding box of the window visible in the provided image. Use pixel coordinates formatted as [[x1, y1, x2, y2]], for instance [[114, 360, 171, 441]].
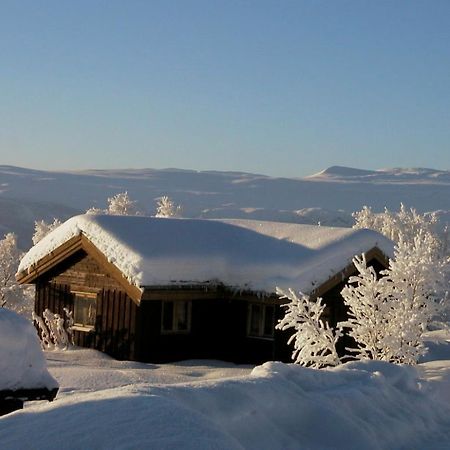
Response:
[[247, 303, 275, 338], [161, 301, 191, 333], [73, 292, 97, 330]]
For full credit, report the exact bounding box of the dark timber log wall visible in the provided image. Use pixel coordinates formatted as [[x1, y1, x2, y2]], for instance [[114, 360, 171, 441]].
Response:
[[35, 282, 139, 360], [32, 248, 387, 364], [35, 250, 139, 360]]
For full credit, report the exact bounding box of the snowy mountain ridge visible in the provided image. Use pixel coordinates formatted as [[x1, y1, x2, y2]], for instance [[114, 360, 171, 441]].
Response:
[[0, 165, 449, 248], [308, 165, 450, 184]]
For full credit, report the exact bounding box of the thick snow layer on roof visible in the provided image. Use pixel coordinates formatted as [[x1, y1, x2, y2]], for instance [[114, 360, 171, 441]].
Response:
[[18, 215, 393, 294], [0, 308, 58, 391]]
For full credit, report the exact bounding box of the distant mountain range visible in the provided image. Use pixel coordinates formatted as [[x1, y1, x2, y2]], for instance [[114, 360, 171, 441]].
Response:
[[0, 165, 449, 249]]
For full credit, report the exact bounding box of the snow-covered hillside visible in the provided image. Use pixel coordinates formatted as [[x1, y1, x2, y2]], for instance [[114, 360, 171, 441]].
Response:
[[0, 165, 449, 248]]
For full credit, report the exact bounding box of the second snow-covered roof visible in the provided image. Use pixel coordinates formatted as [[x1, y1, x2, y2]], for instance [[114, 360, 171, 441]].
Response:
[[18, 215, 393, 294]]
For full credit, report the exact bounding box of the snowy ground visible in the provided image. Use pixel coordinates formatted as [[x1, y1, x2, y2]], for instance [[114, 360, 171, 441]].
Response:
[[2, 332, 450, 450]]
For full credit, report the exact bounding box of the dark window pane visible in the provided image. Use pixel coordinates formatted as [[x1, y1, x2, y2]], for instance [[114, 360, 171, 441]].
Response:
[[74, 295, 96, 328], [175, 302, 188, 331], [162, 302, 174, 331], [263, 305, 275, 337], [250, 304, 261, 335]]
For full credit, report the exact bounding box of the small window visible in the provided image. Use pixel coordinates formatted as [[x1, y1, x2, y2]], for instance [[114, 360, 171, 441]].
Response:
[[73, 292, 97, 330], [247, 303, 275, 338], [161, 301, 191, 333]]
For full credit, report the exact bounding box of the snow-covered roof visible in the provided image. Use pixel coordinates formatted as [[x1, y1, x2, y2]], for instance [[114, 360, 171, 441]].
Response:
[[18, 215, 394, 295]]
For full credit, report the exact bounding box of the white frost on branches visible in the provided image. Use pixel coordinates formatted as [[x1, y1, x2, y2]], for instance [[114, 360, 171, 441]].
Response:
[[155, 195, 182, 218], [275, 287, 341, 368], [381, 232, 445, 364], [0, 232, 34, 316], [340, 254, 391, 361], [353, 203, 445, 256], [86, 192, 141, 216], [0, 233, 22, 308], [33, 308, 73, 350], [107, 192, 140, 216], [85, 206, 104, 215], [32, 218, 62, 245], [341, 234, 447, 365]]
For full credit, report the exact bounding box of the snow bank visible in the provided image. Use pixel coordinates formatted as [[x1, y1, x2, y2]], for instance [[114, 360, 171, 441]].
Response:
[[1, 358, 449, 450], [18, 215, 393, 294], [0, 308, 58, 391]]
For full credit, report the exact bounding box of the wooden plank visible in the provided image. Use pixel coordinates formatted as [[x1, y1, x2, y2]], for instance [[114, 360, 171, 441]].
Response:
[[80, 236, 143, 304], [310, 246, 389, 299], [100, 289, 108, 352], [129, 299, 137, 360], [16, 235, 83, 284]]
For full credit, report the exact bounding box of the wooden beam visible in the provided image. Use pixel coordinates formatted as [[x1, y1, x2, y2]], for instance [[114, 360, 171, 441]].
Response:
[[16, 233, 143, 305], [16, 235, 83, 284], [310, 246, 390, 299]]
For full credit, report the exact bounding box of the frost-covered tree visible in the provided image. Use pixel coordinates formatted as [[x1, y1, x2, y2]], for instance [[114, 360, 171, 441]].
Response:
[[381, 232, 446, 364], [340, 254, 391, 361], [85, 206, 104, 215], [85, 192, 141, 216], [0, 233, 34, 316], [353, 203, 449, 324], [353, 203, 444, 256], [0, 233, 22, 308], [341, 233, 447, 365], [155, 195, 182, 218], [33, 308, 73, 350], [107, 191, 140, 216], [32, 218, 62, 245], [276, 288, 342, 368]]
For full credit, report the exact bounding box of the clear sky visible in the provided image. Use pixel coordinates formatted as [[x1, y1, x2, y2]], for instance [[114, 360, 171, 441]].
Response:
[[1, 0, 449, 177]]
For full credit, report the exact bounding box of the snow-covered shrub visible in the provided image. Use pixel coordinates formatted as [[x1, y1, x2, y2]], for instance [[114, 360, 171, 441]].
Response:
[[0, 233, 21, 308], [341, 234, 447, 364], [32, 218, 62, 245], [86, 192, 141, 216], [107, 191, 140, 216], [155, 195, 182, 218], [381, 232, 445, 363], [85, 206, 104, 215], [33, 308, 73, 350], [340, 254, 391, 361], [0, 232, 34, 316], [353, 203, 449, 324], [353, 203, 446, 258], [276, 288, 342, 368]]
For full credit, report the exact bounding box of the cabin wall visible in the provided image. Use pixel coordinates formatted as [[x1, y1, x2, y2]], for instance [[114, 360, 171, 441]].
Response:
[[35, 250, 139, 360], [33, 249, 387, 364], [135, 294, 286, 365]]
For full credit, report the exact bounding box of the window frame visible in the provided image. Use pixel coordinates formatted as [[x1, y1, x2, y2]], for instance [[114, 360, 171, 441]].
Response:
[[247, 303, 276, 340], [161, 300, 192, 334], [71, 290, 98, 332]]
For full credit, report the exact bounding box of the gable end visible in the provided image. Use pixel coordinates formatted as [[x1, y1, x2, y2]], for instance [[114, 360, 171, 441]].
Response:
[[16, 234, 143, 304]]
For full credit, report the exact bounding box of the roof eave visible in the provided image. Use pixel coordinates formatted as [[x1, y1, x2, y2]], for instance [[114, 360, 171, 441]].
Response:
[[16, 234, 143, 305]]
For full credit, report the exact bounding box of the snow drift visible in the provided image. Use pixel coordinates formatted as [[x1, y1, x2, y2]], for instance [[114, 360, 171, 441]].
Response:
[[0, 308, 57, 392], [1, 357, 450, 450]]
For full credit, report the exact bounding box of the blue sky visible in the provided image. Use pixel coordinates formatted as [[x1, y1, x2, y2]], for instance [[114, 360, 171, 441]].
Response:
[[1, 0, 449, 177]]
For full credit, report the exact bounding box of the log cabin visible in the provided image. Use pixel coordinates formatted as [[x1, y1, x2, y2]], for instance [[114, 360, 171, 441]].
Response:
[[16, 215, 393, 364]]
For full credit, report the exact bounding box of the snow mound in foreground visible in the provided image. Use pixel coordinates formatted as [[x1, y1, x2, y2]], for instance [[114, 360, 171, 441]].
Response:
[[2, 360, 450, 449], [0, 308, 58, 391]]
